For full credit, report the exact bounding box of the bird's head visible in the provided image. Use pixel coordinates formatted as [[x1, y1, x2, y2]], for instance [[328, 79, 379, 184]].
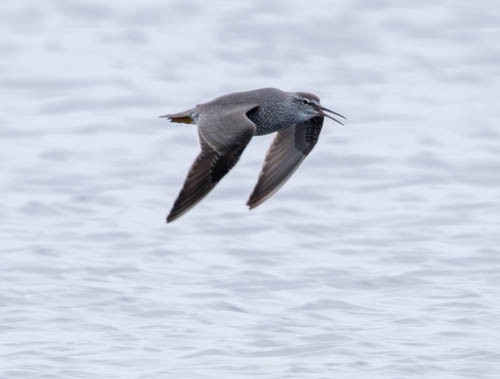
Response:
[[293, 92, 345, 125]]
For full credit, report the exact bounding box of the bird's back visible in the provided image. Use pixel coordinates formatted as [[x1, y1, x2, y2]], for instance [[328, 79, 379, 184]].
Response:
[[197, 88, 294, 135], [198, 88, 284, 111]]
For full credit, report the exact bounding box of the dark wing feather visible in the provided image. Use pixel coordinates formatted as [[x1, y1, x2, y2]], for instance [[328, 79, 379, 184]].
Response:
[[247, 116, 324, 209], [167, 132, 253, 223]]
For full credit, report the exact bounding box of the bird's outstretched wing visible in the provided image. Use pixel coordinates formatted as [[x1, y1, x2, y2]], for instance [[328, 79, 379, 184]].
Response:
[[167, 104, 258, 222], [247, 116, 324, 209]]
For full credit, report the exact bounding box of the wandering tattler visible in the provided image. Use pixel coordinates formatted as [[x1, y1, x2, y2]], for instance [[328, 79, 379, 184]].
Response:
[[161, 87, 345, 223]]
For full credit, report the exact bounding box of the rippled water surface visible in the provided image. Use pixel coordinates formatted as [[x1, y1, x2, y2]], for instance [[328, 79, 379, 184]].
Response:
[[2, 1, 500, 378]]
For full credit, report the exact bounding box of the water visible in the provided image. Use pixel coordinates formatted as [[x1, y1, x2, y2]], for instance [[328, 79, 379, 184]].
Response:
[[2, 0, 500, 378]]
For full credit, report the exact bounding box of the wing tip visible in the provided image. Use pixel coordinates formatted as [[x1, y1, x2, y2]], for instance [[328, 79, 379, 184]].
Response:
[[246, 201, 256, 210], [246, 192, 267, 210], [166, 209, 181, 223], [166, 195, 203, 223]]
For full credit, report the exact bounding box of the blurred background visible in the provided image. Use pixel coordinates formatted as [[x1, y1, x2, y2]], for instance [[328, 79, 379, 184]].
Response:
[[1, 0, 500, 378]]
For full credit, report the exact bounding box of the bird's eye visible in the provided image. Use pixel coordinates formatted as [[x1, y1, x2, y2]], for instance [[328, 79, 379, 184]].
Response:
[[301, 99, 309, 105]]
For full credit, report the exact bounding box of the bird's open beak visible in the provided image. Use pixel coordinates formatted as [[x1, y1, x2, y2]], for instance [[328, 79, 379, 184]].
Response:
[[317, 105, 346, 125]]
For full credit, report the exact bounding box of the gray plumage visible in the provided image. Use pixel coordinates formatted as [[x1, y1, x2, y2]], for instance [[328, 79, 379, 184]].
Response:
[[160, 87, 345, 223]]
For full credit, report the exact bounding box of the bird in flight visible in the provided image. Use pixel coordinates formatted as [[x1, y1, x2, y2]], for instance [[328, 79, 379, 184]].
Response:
[[160, 88, 345, 223]]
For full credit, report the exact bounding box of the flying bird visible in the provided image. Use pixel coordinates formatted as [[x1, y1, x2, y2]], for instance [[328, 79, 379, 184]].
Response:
[[160, 88, 345, 222]]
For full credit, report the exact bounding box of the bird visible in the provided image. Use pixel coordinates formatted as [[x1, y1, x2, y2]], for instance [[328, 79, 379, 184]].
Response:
[[160, 87, 345, 223]]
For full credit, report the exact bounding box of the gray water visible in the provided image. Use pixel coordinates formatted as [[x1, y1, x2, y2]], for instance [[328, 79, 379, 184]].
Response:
[[2, 1, 500, 378]]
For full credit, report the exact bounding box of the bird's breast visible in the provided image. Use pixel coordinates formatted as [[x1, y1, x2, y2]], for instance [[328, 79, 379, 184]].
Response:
[[247, 107, 294, 136]]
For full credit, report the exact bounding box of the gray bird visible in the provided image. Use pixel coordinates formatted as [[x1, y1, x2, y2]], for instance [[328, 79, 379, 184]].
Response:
[[161, 88, 345, 223]]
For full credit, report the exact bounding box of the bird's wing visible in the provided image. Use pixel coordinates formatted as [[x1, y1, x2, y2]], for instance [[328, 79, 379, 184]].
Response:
[[197, 103, 259, 154], [247, 116, 324, 209], [167, 104, 258, 222]]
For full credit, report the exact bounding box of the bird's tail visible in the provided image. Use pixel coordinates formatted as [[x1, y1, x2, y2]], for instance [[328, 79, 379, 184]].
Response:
[[159, 108, 196, 124]]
